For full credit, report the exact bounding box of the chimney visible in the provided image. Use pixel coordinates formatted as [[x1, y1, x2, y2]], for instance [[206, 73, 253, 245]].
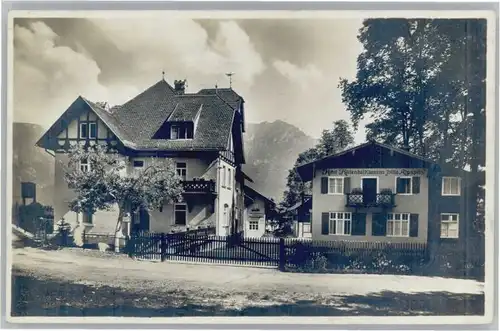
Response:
[[174, 79, 186, 94]]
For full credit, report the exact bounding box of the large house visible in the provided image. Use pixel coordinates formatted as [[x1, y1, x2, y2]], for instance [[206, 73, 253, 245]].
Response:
[[295, 141, 479, 245], [36, 78, 251, 237]]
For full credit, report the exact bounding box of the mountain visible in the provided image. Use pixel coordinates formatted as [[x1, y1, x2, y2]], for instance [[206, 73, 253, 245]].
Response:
[[12, 123, 54, 206], [243, 120, 317, 202]]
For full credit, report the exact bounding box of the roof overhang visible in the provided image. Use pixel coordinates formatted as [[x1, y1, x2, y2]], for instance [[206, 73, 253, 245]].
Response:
[[295, 141, 439, 182]]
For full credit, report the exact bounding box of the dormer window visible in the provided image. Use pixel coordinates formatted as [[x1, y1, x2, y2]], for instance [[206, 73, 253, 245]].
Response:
[[170, 123, 193, 140], [80, 121, 97, 139]]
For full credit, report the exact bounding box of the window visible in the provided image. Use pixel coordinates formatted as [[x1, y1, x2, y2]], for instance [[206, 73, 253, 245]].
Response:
[[387, 213, 410, 237], [79, 158, 90, 172], [303, 222, 311, 233], [176, 162, 187, 180], [222, 166, 226, 187], [442, 177, 461, 196], [174, 204, 187, 225], [441, 213, 459, 238], [249, 220, 259, 230], [328, 177, 344, 194], [329, 212, 351, 235], [396, 177, 412, 194], [82, 212, 93, 224], [80, 121, 97, 139], [170, 124, 192, 140], [133, 160, 144, 168], [228, 169, 232, 189]]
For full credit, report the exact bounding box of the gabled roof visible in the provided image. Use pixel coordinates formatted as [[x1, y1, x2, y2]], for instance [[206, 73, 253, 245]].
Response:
[[284, 196, 312, 213], [37, 79, 242, 152], [244, 185, 275, 207], [295, 140, 440, 182]]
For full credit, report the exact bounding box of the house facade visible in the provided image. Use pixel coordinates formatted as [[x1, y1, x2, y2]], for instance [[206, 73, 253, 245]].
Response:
[[296, 141, 476, 245], [243, 185, 275, 238], [37, 79, 248, 237]]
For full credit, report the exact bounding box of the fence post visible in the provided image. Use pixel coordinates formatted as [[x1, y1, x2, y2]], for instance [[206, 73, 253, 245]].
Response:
[[128, 235, 134, 258], [161, 233, 166, 262], [279, 238, 286, 271]]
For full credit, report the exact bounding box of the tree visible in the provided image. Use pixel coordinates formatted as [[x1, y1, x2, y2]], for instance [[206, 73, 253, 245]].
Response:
[[276, 120, 355, 236], [63, 144, 184, 248], [339, 18, 486, 273]]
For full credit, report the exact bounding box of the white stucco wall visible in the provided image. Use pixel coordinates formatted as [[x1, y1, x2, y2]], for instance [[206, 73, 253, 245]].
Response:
[[244, 198, 266, 238]]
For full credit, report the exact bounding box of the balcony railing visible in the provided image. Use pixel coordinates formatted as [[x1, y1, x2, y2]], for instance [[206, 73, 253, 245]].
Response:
[[345, 193, 396, 208], [182, 180, 216, 194]]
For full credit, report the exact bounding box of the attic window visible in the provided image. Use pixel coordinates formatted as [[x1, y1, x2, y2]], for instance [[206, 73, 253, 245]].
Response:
[[80, 121, 97, 139], [170, 123, 193, 140]]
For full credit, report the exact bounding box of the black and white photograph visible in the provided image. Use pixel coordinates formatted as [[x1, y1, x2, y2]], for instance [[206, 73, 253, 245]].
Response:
[[5, 8, 496, 324]]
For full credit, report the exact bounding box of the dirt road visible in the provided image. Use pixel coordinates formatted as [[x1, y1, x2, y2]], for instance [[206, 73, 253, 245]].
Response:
[[10, 247, 485, 316]]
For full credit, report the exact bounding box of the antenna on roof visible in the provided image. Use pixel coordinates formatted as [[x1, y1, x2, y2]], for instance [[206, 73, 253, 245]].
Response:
[[225, 72, 235, 88]]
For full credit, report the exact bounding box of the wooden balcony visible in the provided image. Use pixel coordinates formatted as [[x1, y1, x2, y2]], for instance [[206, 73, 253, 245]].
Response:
[[182, 180, 216, 194], [345, 193, 396, 208]]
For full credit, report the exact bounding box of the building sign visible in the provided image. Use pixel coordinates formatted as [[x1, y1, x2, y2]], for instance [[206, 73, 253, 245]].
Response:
[[248, 204, 264, 218], [321, 168, 426, 177]]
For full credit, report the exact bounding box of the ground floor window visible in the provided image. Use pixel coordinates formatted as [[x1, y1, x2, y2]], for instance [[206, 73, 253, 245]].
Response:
[[440, 213, 459, 238], [82, 212, 93, 224], [174, 204, 187, 225], [79, 158, 90, 172], [303, 222, 311, 233], [249, 220, 259, 230], [329, 212, 351, 235], [387, 213, 410, 237]]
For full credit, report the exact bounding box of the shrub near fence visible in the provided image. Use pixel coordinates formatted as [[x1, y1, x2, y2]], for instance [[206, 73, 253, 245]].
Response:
[[284, 240, 428, 275]]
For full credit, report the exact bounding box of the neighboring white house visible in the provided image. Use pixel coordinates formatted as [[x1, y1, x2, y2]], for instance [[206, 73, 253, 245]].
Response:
[[243, 185, 275, 238], [36, 78, 249, 237]]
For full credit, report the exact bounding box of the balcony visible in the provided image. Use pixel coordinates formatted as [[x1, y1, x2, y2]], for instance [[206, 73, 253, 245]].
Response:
[[345, 191, 396, 208], [182, 179, 216, 194]]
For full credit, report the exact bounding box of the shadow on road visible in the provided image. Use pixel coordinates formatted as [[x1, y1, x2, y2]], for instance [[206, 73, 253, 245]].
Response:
[[11, 272, 484, 317]]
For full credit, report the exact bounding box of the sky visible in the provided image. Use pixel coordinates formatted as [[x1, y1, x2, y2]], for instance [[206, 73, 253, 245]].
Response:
[[12, 17, 368, 142]]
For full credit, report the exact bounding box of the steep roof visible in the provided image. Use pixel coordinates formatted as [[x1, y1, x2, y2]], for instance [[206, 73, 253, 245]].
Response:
[[37, 79, 241, 152], [197, 88, 243, 110], [244, 185, 275, 207]]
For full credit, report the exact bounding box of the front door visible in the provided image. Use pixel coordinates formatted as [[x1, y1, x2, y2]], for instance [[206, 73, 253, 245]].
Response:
[[131, 208, 150, 234], [362, 178, 378, 205]]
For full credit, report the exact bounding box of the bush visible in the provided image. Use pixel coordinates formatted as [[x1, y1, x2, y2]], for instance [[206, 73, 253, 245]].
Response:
[[287, 247, 425, 275]]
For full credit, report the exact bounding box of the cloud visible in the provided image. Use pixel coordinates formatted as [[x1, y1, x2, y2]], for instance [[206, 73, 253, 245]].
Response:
[[91, 18, 265, 90], [272, 60, 323, 90], [13, 21, 137, 127]]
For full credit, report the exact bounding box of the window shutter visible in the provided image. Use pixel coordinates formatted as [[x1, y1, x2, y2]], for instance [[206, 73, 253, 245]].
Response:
[[321, 177, 328, 194], [372, 212, 387, 236], [396, 177, 403, 194], [351, 213, 366, 236], [409, 213, 419, 237], [412, 177, 421, 194], [343, 177, 351, 194], [321, 212, 329, 235]]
